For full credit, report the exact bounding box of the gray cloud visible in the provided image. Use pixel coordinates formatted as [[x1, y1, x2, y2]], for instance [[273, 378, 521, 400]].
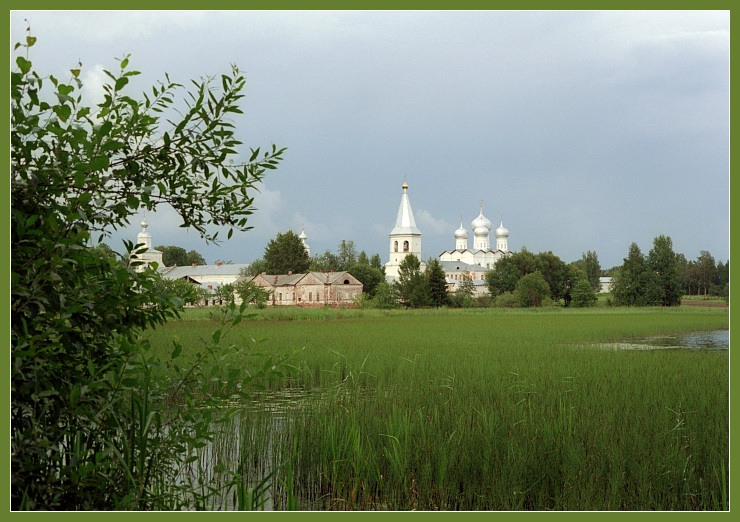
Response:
[[11, 10, 729, 269]]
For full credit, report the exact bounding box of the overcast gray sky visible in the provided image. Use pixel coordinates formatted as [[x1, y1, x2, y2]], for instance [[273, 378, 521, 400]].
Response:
[[11, 10, 729, 269]]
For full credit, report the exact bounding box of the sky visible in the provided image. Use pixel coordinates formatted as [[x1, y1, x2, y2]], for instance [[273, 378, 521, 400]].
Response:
[[10, 10, 730, 269]]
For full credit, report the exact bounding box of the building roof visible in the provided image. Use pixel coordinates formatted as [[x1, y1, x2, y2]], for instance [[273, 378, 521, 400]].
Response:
[[159, 263, 250, 279], [242, 271, 362, 288], [390, 181, 422, 236], [439, 260, 488, 273]]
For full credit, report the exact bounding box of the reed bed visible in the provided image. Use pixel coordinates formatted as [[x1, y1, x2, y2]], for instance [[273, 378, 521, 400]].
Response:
[[145, 307, 729, 510]]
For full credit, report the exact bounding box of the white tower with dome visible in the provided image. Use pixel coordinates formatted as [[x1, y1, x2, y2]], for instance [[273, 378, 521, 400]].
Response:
[[299, 227, 310, 256], [130, 218, 164, 272]]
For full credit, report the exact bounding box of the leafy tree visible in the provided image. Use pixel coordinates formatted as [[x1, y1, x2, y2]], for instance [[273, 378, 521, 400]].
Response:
[[572, 251, 601, 292], [516, 271, 551, 307], [186, 250, 206, 266], [152, 276, 199, 306], [212, 283, 236, 305], [425, 258, 450, 307], [647, 235, 682, 306], [243, 258, 268, 276], [714, 260, 729, 297], [11, 33, 284, 509], [485, 255, 520, 296], [611, 243, 661, 306], [534, 251, 569, 301], [370, 281, 399, 309], [450, 277, 476, 308], [570, 278, 598, 307], [395, 254, 430, 308], [91, 242, 120, 263], [348, 263, 384, 297], [370, 253, 384, 271], [234, 278, 272, 308], [156, 245, 188, 267], [263, 230, 311, 274], [337, 239, 358, 270], [512, 247, 537, 276], [310, 249, 340, 272], [356, 250, 370, 266], [695, 250, 717, 296]]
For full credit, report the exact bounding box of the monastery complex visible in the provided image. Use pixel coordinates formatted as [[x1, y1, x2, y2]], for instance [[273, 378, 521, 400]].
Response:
[[384, 181, 511, 294], [130, 180, 511, 304]]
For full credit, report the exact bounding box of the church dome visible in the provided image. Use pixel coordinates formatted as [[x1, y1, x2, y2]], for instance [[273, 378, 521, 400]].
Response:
[[454, 222, 468, 239], [495, 221, 509, 238], [471, 208, 492, 233], [474, 225, 489, 238]]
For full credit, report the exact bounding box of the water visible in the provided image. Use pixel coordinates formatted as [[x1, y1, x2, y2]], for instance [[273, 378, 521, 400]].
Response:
[[592, 329, 729, 351]]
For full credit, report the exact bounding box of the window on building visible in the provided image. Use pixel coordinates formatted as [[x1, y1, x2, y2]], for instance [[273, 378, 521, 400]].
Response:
[[394, 241, 398, 252], [403, 241, 409, 252]]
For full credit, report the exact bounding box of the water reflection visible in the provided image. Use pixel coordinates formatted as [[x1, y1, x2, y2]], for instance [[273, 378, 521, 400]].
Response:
[[592, 329, 729, 351]]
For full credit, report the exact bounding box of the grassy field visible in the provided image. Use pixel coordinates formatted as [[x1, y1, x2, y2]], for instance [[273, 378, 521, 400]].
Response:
[[144, 306, 729, 511]]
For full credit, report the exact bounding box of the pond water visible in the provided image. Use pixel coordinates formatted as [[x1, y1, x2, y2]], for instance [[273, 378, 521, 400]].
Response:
[[592, 329, 729, 351]]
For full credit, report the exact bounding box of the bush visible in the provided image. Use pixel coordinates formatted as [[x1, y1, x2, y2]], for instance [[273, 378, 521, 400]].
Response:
[[493, 292, 519, 308], [516, 271, 551, 307], [571, 279, 598, 307]]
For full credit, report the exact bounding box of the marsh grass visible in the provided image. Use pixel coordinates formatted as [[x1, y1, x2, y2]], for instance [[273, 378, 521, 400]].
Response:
[[144, 307, 728, 510]]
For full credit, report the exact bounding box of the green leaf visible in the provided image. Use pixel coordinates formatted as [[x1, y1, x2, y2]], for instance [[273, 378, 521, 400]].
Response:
[[88, 155, 110, 171], [96, 121, 113, 137], [53, 104, 71, 122], [16, 56, 31, 75], [58, 84, 74, 96], [115, 77, 129, 91]]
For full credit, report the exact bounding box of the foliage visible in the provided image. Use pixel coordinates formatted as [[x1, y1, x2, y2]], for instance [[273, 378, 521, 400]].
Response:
[[425, 259, 450, 307], [449, 278, 475, 308], [11, 32, 284, 509], [534, 251, 570, 301], [156, 245, 207, 267], [336, 240, 358, 271], [612, 237, 685, 307], [234, 278, 272, 308], [647, 235, 682, 306], [516, 271, 551, 307], [310, 249, 340, 273], [485, 255, 520, 296], [486, 249, 573, 304], [611, 243, 662, 306], [570, 278, 598, 307], [347, 263, 385, 297], [394, 254, 430, 308], [370, 281, 400, 309], [493, 291, 519, 308], [263, 231, 311, 275], [152, 275, 199, 306], [571, 250, 601, 292], [243, 258, 268, 276]]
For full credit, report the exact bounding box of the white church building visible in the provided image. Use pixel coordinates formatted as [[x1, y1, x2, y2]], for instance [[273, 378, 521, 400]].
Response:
[[385, 181, 512, 293]]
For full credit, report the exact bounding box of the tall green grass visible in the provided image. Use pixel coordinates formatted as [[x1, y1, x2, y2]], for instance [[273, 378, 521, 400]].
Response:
[[144, 307, 729, 510]]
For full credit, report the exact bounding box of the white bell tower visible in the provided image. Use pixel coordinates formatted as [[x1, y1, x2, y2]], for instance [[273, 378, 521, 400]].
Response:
[[385, 180, 425, 280]]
